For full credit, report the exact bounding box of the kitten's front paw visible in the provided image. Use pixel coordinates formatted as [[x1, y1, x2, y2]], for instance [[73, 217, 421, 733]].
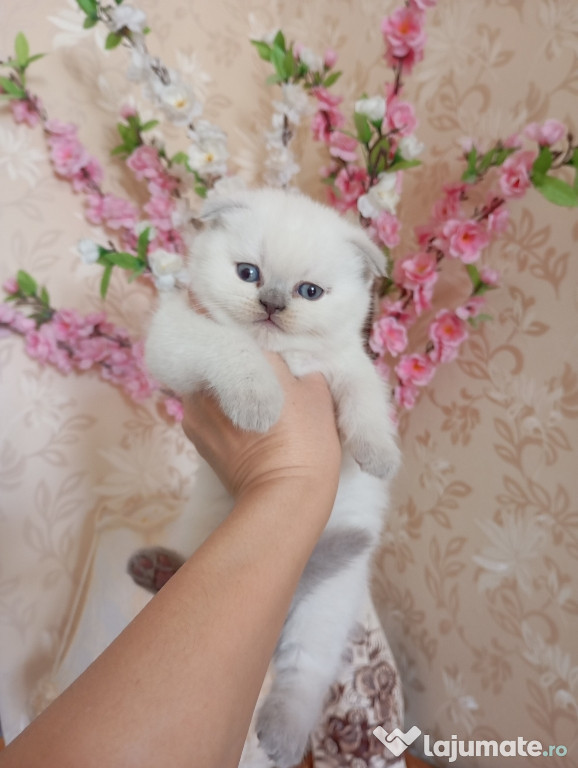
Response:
[[223, 374, 284, 433], [349, 431, 401, 479], [256, 693, 310, 768]]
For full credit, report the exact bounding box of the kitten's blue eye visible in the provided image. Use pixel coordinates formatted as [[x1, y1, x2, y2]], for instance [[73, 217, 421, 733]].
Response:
[[236, 263, 260, 283], [297, 282, 324, 301]]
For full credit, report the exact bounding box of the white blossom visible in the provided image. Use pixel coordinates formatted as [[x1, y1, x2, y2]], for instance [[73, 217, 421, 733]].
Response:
[[77, 238, 100, 265], [147, 72, 202, 127], [108, 5, 148, 34], [354, 96, 386, 122], [299, 47, 323, 72], [357, 172, 400, 218], [187, 120, 229, 176], [149, 249, 187, 291], [126, 46, 151, 82], [273, 83, 311, 125], [207, 175, 247, 199], [399, 134, 425, 160]]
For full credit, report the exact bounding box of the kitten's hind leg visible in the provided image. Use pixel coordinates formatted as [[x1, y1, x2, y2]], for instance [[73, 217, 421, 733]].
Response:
[[256, 530, 372, 768]]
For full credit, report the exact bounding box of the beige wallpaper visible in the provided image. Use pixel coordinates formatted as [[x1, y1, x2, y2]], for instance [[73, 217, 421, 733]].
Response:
[[0, 1, 577, 766]]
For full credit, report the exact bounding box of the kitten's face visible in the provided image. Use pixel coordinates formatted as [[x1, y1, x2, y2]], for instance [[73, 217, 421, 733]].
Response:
[[189, 190, 383, 348]]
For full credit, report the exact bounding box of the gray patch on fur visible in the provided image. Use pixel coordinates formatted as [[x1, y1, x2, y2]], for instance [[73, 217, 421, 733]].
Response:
[[293, 527, 372, 607]]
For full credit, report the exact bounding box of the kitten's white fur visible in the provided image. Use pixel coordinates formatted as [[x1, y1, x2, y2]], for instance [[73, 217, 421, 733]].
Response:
[[145, 189, 400, 767]]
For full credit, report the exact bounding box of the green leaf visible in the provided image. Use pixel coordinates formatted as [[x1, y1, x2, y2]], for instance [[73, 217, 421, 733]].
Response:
[[14, 32, 29, 67], [468, 313, 493, 328], [0, 76, 26, 98], [100, 264, 113, 299], [75, 0, 98, 17], [105, 251, 142, 270], [171, 151, 189, 166], [110, 144, 129, 157], [271, 44, 287, 80], [83, 16, 98, 28], [140, 119, 159, 132], [533, 175, 578, 207], [26, 53, 46, 65], [105, 32, 123, 50], [323, 70, 342, 87], [250, 40, 272, 62], [40, 286, 50, 306], [368, 136, 389, 176], [17, 270, 37, 296], [354, 112, 372, 145], [265, 73, 283, 85], [284, 47, 295, 79], [137, 228, 151, 262], [388, 157, 421, 172], [531, 146, 553, 180], [194, 184, 208, 199], [273, 30, 286, 52], [465, 264, 481, 287]]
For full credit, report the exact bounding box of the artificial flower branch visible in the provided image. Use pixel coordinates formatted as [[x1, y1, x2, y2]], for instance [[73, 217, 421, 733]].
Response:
[[1, 0, 577, 417]]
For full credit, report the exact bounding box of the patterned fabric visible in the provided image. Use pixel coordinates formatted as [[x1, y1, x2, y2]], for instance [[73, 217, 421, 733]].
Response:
[[0, 1, 576, 764]]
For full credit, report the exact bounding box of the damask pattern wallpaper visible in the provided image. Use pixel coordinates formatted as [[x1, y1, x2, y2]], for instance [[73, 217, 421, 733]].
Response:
[[0, 1, 577, 766]]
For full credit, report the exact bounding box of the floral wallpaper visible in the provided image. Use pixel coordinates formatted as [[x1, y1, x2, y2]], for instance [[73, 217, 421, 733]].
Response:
[[0, 0, 577, 766]]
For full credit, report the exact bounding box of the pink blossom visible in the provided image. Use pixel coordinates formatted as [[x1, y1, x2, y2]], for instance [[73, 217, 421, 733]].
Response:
[[480, 266, 500, 286], [311, 87, 345, 142], [399, 251, 438, 288], [386, 97, 417, 137], [120, 103, 138, 120], [330, 166, 368, 213], [329, 131, 358, 162], [442, 218, 490, 263], [395, 353, 436, 386], [382, 7, 426, 72], [486, 204, 509, 234], [379, 298, 412, 327], [148, 174, 179, 198], [51, 309, 94, 343], [524, 119, 566, 147], [149, 228, 186, 255], [370, 316, 408, 357], [429, 310, 468, 363], [0, 304, 17, 326], [3, 277, 19, 295], [10, 97, 42, 128], [394, 381, 419, 409], [71, 156, 104, 193], [164, 396, 183, 421], [85, 193, 105, 225], [432, 183, 465, 222], [45, 119, 77, 138], [101, 195, 139, 230], [127, 145, 164, 181], [456, 295, 486, 320], [324, 48, 338, 68], [49, 137, 91, 177], [144, 195, 175, 230], [499, 151, 535, 199], [372, 211, 401, 248]]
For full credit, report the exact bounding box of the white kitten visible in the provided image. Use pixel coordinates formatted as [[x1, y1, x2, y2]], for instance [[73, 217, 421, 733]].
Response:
[[145, 188, 400, 768]]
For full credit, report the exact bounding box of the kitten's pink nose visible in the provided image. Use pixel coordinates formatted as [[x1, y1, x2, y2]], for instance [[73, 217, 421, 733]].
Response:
[[259, 289, 286, 315]]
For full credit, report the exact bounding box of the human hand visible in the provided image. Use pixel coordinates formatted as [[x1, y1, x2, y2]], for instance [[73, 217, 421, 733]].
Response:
[[181, 354, 342, 502]]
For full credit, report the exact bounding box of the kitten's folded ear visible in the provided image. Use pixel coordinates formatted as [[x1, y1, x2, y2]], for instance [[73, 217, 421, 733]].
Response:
[[348, 231, 388, 279], [198, 196, 247, 227]]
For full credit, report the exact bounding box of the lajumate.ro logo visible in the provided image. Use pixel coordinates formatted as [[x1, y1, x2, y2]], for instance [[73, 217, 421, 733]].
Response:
[[372, 725, 569, 762]]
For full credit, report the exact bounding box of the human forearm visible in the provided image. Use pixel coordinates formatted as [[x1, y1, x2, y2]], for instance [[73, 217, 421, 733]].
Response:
[[1, 477, 336, 768]]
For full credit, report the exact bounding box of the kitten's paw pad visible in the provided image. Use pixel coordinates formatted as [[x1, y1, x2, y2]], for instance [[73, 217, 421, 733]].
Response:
[[349, 434, 401, 479], [225, 379, 284, 433], [256, 694, 310, 768]]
